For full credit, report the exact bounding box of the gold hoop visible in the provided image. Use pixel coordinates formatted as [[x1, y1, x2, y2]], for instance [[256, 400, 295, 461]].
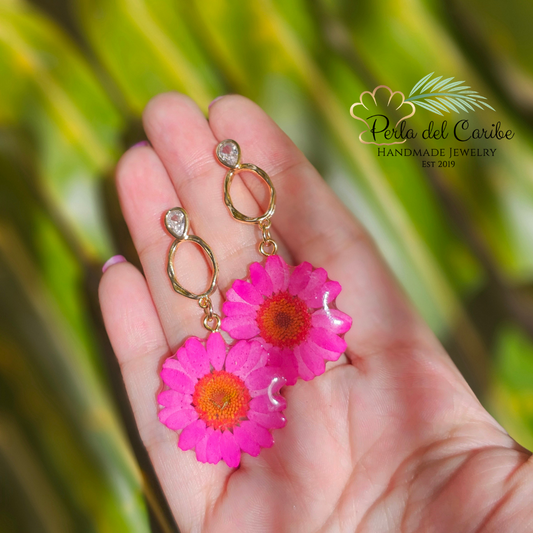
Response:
[[164, 208, 218, 300], [223, 163, 276, 224]]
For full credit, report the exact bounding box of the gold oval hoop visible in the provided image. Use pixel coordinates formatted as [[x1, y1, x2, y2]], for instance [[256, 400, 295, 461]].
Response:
[[167, 235, 218, 300], [224, 163, 276, 224]]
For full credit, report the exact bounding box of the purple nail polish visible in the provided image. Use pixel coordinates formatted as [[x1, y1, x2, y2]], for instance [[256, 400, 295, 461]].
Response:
[[208, 96, 225, 109], [102, 255, 127, 273], [131, 140, 149, 149]]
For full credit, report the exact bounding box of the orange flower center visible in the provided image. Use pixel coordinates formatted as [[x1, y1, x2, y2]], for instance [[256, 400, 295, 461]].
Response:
[[257, 291, 311, 348], [192, 370, 250, 430]]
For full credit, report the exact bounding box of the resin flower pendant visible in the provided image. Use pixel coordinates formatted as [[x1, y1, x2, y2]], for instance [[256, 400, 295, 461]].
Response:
[[215, 140, 352, 386], [160, 206, 287, 467], [221, 255, 352, 385], [158, 332, 286, 467]]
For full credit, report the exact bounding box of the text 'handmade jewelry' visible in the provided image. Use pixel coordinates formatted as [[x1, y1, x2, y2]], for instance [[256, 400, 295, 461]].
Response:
[[215, 140, 352, 385], [158, 207, 287, 467]]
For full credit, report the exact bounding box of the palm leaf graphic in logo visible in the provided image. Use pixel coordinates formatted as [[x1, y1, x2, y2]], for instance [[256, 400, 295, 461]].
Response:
[[405, 72, 495, 115]]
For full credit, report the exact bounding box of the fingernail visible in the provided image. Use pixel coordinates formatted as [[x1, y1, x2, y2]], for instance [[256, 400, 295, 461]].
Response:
[[208, 96, 225, 109], [102, 255, 127, 273], [131, 140, 149, 149]]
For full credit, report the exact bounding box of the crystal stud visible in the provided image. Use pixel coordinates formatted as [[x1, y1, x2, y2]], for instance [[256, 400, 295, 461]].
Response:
[[165, 208, 188, 239], [216, 139, 241, 168]]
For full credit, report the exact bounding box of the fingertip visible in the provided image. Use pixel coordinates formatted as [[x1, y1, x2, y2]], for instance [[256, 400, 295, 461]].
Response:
[[114, 139, 174, 221], [208, 95, 225, 109], [99, 260, 138, 308], [208, 94, 260, 121], [130, 140, 150, 149], [142, 91, 204, 136], [102, 255, 127, 273], [115, 138, 155, 190]]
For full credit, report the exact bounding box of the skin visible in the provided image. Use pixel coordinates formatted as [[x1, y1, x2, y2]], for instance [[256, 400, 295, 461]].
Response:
[[99, 93, 533, 533]]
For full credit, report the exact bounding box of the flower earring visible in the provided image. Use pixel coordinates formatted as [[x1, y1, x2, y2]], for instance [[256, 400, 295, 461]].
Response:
[[157, 207, 287, 467], [215, 140, 352, 386]]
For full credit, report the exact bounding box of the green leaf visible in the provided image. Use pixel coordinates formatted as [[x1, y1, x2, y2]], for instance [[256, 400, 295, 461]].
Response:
[[416, 100, 444, 115], [408, 72, 434, 97], [406, 72, 494, 114], [439, 79, 466, 92], [420, 75, 442, 93], [438, 97, 459, 112], [424, 98, 450, 113]]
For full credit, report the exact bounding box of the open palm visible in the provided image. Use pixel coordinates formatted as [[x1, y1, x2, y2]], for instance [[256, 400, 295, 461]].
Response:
[[99, 94, 532, 533]]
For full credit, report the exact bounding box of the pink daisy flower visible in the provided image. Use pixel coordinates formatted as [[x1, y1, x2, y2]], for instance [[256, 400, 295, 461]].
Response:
[[158, 332, 286, 468], [221, 256, 352, 385]]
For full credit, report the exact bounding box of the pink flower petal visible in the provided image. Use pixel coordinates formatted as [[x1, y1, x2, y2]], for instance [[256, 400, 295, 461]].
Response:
[[233, 425, 261, 457], [234, 341, 267, 380], [222, 301, 257, 318], [311, 309, 352, 334], [225, 340, 250, 373], [288, 262, 312, 295], [158, 404, 184, 425], [309, 327, 347, 354], [175, 346, 197, 380], [292, 345, 316, 381], [299, 340, 326, 377], [181, 337, 209, 378], [249, 393, 287, 413], [162, 357, 189, 374], [225, 287, 247, 303], [240, 420, 274, 448], [297, 268, 327, 306], [323, 281, 342, 303], [306, 340, 342, 362], [268, 347, 298, 386], [250, 262, 273, 296], [157, 390, 192, 408], [206, 430, 222, 464], [245, 366, 281, 392], [248, 409, 287, 429], [301, 280, 342, 309], [232, 279, 264, 305], [160, 364, 195, 394], [220, 430, 241, 468], [206, 332, 226, 371], [299, 267, 327, 292], [196, 427, 214, 463], [178, 419, 207, 451], [158, 407, 198, 430], [265, 255, 290, 292], [221, 316, 260, 339], [267, 346, 283, 366]]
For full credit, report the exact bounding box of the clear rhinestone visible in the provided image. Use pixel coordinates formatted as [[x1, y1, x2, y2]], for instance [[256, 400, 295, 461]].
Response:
[[216, 139, 240, 168], [165, 208, 187, 239]]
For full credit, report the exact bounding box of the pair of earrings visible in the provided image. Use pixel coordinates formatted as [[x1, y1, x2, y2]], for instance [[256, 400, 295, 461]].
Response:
[[157, 140, 352, 468]]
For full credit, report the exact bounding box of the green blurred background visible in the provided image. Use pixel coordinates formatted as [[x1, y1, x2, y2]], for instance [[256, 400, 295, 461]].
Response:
[[1, 0, 533, 531]]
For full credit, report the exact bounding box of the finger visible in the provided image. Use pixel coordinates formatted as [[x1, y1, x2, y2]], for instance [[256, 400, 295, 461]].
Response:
[[142, 92, 293, 294], [115, 144, 209, 350], [99, 261, 225, 531], [208, 95, 438, 357]]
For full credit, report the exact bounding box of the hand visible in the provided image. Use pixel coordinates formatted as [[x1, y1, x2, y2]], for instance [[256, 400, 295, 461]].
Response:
[[99, 94, 532, 533]]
